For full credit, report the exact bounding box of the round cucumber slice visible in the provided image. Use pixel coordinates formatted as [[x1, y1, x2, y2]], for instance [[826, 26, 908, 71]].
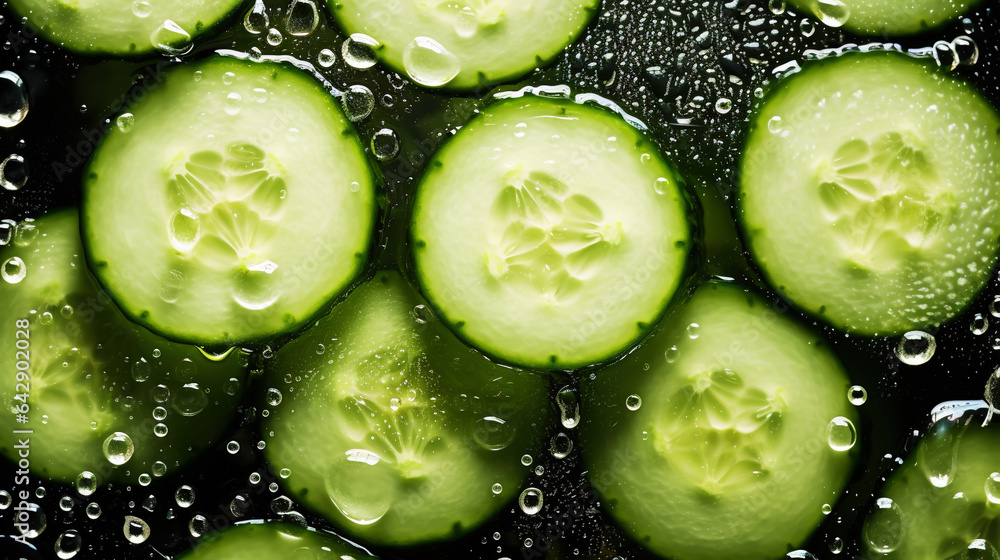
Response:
[[579, 281, 859, 560], [0, 210, 248, 484], [327, 0, 599, 90], [175, 521, 377, 560], [863, 403, 1000, 559], [411, 95, 693, 370], [739, 53, 1000, 336], [6, 0, 244, 56], [261, 270, 549, 547], [786, 0, 981, 36], [82, 56, 377, 347]]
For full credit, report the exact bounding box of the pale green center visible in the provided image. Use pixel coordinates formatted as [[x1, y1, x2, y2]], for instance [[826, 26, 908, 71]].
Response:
[[422, 0, 506, 35]]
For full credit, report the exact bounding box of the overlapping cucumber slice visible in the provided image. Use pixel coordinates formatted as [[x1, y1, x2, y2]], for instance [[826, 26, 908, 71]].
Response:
[[260, 270, 548, 546], [580, 281, 859, 560], [81, 55, 377, 347], [0, 210, 247, 484], [175, 521, 378, 560], [786, 0, 981, 36]]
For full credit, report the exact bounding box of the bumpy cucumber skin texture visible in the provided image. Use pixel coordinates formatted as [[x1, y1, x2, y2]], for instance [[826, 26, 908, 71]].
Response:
[[327, 0, 599, 90], [0, 210, 247, 483], [175, 522, 377, 560], [411, 96, 694, 371], [81, 56, 377, 348], [261, 270, 549, 547], [868, 413, 1000, 559], [739, 52, 1000, 336], [580, 282, 858, 560], [787, 0, 981, 36], [6, 0, 244, 56]]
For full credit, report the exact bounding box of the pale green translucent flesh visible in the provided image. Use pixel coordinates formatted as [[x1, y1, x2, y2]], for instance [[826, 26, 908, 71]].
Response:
[[329, 0, 599, 89], [412, 97, 691, 370], [7, 0, 243, 55], [741, 53, 1000, 335], [262, 271, 548, 546], [83, 57, 376, 345], [0, 210, 247, 483], [786, 0, 979, 35], [580, 283, 857, 560], [871, 421, 1000, 559], [176, 522, 376, 560]]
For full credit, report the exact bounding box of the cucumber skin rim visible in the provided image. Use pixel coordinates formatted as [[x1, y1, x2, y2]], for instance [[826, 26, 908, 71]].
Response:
[[407, 93, 702, 373], [734, 50, 1000, 338], [79, 55, 382, 351], [6, 0, 250, 58], [324, 1, 601, 92]]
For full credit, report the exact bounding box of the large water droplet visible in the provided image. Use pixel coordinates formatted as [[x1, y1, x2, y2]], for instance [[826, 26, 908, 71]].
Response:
[[985, 472, 1000, 504], [266, 387, 283, 406], [371, 128, 400, 161], [341, 85, 375, 122], [342, 34, 380, 69], [0, 70, 29, 128], [826, 416, 857, 451], [626, 394, 642, 411], [1, 154, 28, 190], [325, 450, 394, 525], [556, 385, 581, 429], [233, 264, 280, 310], [848, 385, 867, 405], [172, 383, 208, 416], [168, 208, 200, 251], [550, 432, 573, 459], [2, 256, 26, 284], [123, 516, 150, 544], [813, 0, 850, 27], [895, 331, 936, 366], [403, 37, 461, 87], [244, 0, 269, 34], [317, 48, 336, 68], [519, 487, 544, 515], [16, 502, 46, 537], [952, 35, 979, 66], [863, 497, 904, 553], [102, 432, 135, 465], [175, 484, 196, 507], [150, 20, 193, 55], [55, 530, 82, 559], [285, 0, 319, 36], [972, 313, 989, 335], [473, 416, 516, 450], [75, 472, 98, 497]]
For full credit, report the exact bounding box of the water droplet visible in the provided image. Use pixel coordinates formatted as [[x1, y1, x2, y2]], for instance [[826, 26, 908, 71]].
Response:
[[102, 432, 135, 465], [952, 35, 979, 66], [521, 454, 533, 466], [150, 20, 193, 55], [848, 385, 867, 405], [224, 377, 241, 396], [714, 98, 732, 114], [173, 383, 208, 416], [230, 495, 251, 517], [473, 416, 516, 450], [410, 304, 434, 324], [518, 487, 544, 515], [2, 256, 26, 283], [826, 416, 857, 451], [152, 383, 170, 403], [767, 116, 784, 134], [224, 92, 242, 116], [768, 0, 786, 14], [189, 514, 209, 537], [1, 154, 28, 190], [227, 441, 241, 454], [813, 0, 850, 27], [863, 497, 904, 553], [370, 128, 400, 161], [972, 313, 990, 335], [59, 496, 74, 511], [985, 472, 1000, 504], [285, 0, 319, 36], [318, 48, 336, 68], [244, 0, 269, 34], [341, 84, 374, 122], [550, 432, 573, 459], [152, 406, 167, 421], [59, 304, 73, 318], [76, 472, 98, 496], [664, 345, 680, 363], [625, 394, 642, 411], [131, 0, 152, 17], [138, 473, 152, 486], [895, 331, 936, 365], [786, 551, 818, 560], [154, 423, 169, 437], [123, 516, 150, 544], [249, 472, 261, 484], [175, 485, 196, 508], [86, 503, 102, 519], [686, 322, 700, 339], [267, 28, 283, 45], [233, 265, 280, 310], [0, 70, 29, 128], [403, 36, 461, 87], [933, 40, 959, 71], [152, 461, 167, 477], [342, 33, 380, 69], [168, 208, 201, 251], [491, 483, 503, 494], [556, 385, 581, 429], [534, 465, 544, 476], [524, 538, 534, 548], [266, 387, 283, 406], [653, 177, 671, 195], [325, 450, 393, 525], [55, 530, 82, 558]]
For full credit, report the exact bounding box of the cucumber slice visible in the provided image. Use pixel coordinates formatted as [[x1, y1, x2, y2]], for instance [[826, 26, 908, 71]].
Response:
[[6, 0, 243, 56], [176, 521, 377, 560], [579, 281, 858, 560], [327, 0, 598, 90], [261, 270, 548, 546], [0, 210, 247, 484], [786, 0, 981, 36], [81, 56, 377, 347], [739, 53, 1000, 336], [863, 403, 1000, 559], [411, 95, 693, 370]]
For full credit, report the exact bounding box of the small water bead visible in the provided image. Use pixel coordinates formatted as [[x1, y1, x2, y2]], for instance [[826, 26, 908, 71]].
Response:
[[829, 537, 844, 554], [952, 35, 979, 66], [972, 313, 990, 335], [863, 497, 904, 554], [821, 503, 832, 514], [550, 432, 573, 459], [86, 503, 102, 519], [985, 472, 1000, 503], [895, 331, 936, 366], [269, 482, 279, 492], [813, 0, 850, 27], [151, 20, 193, 55], [317, 48, 336, 68], [848, 385, 867, 406], [60, 304, 73, 318], [227, 441, 241, 454], [1, 153, 28, 190], [625, 394, 642, 411], [518, 487, 544, 515], [267, 28, 283, 46], [285, 0, 319, 36], [138, 473, 152, 486], [534, 465, 544, 476], [664, 345, 680, 363], [131, 0, 152, 17], [341, 85, 375, 122], [556, 385, 581, 429], [175, 485, 196, 508], [768, 0, 786, 14], [521, 454, 533, 466], [189, 514, 209, 537], [933, 40, 959, 71], [0, 70, 29, 128], [224, 377, 241, 396], [123, 516, 150, 544], [410, 304, 433, 324], [152, 461, 167, 477], [174, 383, 208, 416], [249, 472, 262, 484], [342, 33, 380, 69], [826, 416, 857, 451], [653, 177, 671, 195], [0, 219, 14, 246], [225, 92, 243, 116], [230, 495, 251, 517], [102, 432, 135, 465], [714, 98, 732, 114], [76, 471, 98, 496], [244, 0, 269, 34], [524, 538, 534, 548], [473, 416, 516, 450], [55, 530, 82, 559], [786, 552, 818, 560], [35, 487, 46, 499], [154, 423, 169, 437], [59, 496, 74, 511], [686, 322, 700, 339], [0, 490, 9, 509], [2, 256, 26, 283], [371, 128, 400, 161], [142, 495, 156, 512], [403, 36, 461, 87], [266, 387, 283, 406], [279, 468, 291, 479], [492, 483, 503, 495]]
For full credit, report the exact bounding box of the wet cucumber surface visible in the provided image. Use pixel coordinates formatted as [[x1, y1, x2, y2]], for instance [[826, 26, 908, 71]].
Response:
[[1, 0, 1000, 559]]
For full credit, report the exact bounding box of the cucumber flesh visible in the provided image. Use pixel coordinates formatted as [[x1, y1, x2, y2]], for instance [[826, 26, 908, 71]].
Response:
[[412, 95, 692, 370], [6, 0, 243, 55], [0, 210, 248, 484], [261, 270, 549, 547], [580, 281, 858, 560], [328, 0, 599, 90], [739, 53, 1000, 335], [787, 0, 981, 36], [82, 56, 376, 347], [175, 521, 377, 560]]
